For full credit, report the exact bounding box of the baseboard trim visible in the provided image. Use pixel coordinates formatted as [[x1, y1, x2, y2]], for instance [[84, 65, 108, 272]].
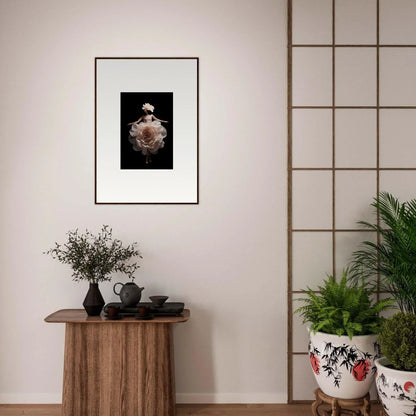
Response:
[[0, 394, 62, 404], [0, 393, 287, 404], [176, 393, 287, 403]]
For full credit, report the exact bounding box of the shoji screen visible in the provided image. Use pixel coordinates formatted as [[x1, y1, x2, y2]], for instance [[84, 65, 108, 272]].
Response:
[[288, 0, 416, 403]]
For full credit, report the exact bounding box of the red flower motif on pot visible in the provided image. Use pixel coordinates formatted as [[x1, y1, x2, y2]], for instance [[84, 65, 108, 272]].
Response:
[[352, 359, 370, 381], [404, 381, 415, 393], [310, 352, 320, 375]]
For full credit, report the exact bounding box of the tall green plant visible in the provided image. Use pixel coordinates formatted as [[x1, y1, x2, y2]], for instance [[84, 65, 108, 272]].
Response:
[[350, 192, 416, 314], [295, 271, 394, 339]]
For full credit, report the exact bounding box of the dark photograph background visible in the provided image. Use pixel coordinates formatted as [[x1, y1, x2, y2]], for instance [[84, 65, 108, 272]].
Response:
[[120, 92, 173, 170]]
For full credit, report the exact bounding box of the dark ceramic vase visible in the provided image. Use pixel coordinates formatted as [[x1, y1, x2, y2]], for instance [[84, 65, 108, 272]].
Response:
[[83, 283, 105, 316]]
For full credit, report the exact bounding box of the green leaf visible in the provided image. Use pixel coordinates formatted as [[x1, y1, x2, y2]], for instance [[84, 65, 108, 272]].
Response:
[[379, 312, 416, 371], [45, 225, 142, 283], [295, 269, 394, 339], [349, 192, 416, 314]]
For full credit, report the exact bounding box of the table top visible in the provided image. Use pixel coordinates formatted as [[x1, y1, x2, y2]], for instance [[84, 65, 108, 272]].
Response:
[[45, 309, 190, 324]]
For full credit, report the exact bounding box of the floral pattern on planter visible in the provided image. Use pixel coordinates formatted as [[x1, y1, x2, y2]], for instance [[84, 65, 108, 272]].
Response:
[[308, 339, 380, 388], [310, 352, 320, 375], [376, 358, 416, 416], [353, 359, 371, 382]]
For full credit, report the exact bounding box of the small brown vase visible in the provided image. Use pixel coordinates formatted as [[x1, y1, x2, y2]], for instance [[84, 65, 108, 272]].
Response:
[[83, 283, 105, 316]]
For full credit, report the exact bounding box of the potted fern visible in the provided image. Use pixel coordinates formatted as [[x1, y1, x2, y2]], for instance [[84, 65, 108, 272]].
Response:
[[350, 192, 416, 415], [296, 271, 394, 399]]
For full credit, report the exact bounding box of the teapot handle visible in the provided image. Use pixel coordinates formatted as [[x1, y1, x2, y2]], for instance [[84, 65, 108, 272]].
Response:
[[113, 282, 124, 296]]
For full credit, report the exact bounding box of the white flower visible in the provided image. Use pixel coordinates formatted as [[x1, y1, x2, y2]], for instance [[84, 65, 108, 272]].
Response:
[[142, 103, 154, 112]]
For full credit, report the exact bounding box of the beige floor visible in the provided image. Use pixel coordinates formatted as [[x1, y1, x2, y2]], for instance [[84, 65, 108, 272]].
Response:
[[0, 403, 383, 415]]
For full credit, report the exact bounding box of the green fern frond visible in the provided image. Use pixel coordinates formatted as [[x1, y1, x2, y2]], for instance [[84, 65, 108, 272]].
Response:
[[295, 270, 395, 339], [349, 192, 416, 314]]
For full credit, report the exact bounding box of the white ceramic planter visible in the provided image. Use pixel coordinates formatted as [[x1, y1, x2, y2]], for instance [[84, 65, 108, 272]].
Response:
[[308, 331, 380, 399], [375, 357, 416, 416]]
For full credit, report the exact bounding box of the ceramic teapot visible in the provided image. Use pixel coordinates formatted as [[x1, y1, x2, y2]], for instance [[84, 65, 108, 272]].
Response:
[[113, 282, 144, 307]]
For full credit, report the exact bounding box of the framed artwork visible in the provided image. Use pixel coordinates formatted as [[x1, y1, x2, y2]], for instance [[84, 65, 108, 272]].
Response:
[[95, 57, 199, 204]]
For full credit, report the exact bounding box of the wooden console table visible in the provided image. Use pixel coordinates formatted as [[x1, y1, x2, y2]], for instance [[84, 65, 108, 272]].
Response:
[[45, 309, 190, 416]]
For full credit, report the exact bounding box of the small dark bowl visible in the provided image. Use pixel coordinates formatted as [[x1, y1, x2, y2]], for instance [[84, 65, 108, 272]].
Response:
[[149, 295, 169, 307]]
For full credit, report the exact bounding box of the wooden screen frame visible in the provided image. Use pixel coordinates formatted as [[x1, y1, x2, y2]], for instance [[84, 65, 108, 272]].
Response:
[[287, 0, 416, 403]]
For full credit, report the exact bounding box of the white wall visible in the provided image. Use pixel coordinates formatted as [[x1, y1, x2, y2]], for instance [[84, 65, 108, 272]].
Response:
[[0, 0, 287, 404]]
